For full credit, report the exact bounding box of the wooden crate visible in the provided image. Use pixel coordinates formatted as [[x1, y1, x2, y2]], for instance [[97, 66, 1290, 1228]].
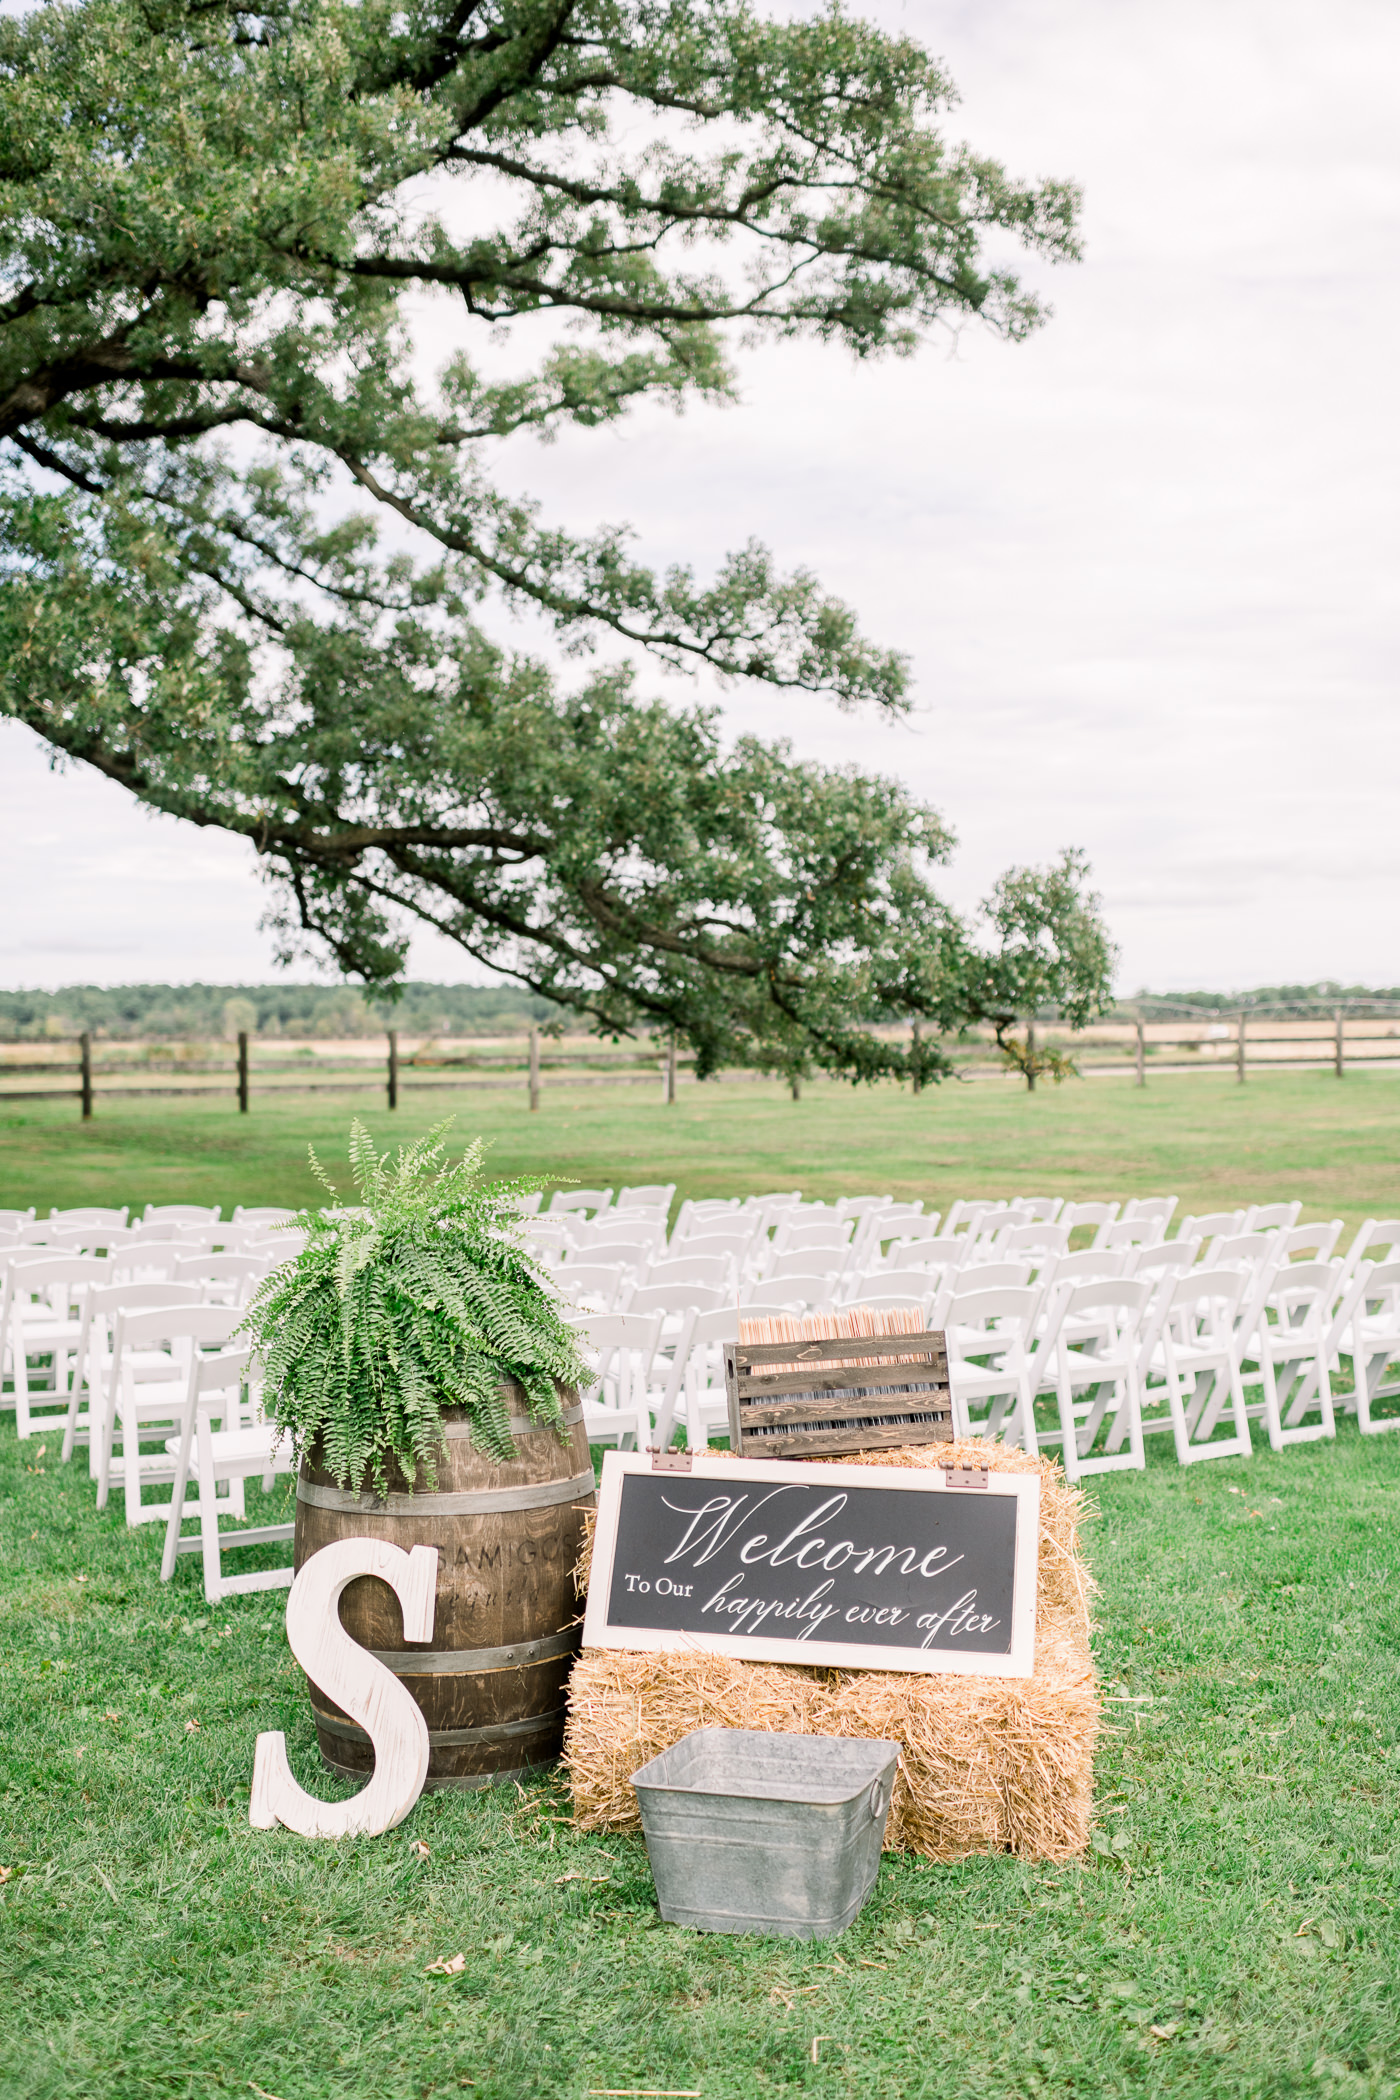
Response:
[[723, 1330, 952, 1459]]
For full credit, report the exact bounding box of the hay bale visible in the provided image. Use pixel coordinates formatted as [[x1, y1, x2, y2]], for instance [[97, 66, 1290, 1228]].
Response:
[[562, 1439, 1098, 1861]]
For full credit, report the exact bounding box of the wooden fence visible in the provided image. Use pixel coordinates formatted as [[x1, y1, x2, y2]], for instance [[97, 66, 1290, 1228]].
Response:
[[4, 1009, 1399, 1118]]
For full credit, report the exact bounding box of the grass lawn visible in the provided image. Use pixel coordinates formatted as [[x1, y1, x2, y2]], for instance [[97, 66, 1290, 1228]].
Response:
[[2, 1068, 1399, 1228], [1, 1418, 1398, 2099]]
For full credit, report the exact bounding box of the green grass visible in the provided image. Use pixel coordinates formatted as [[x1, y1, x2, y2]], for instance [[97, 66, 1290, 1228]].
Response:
[[1, 1420, 1398, 2099], [3, 1067, 1400, 1229]]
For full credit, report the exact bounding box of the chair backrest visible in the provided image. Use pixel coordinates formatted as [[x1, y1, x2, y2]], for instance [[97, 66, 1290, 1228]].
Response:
[[88, 1280, 204, 1319], [1176, 1210, 1245, 1243], [766, 1247, 846, 1280], [567, 1310, 663, 1364], [1047, 1247, 1130, 1286], [7, 1252, 110, 1297], [877, 1232, 965, 1272], [1264, 1259, 1340, 1318], [1206, 1231, 1280, 1271], [548, 1188, 614, 1216], [645, 1254, 736, 1292], [1168, 1264, 1248, 1327], [552, 1262, 628, 1304], [834, 1194, 895, 1219], [49, 1207, 129, 1229], [1100, 1217, 1165, 1250], [627, 1282, 726, 1317], [173, 1252, 270, 1286], [1281, 1221, 1343, 1263], [943, 1284, 1041, 1338], [144, 1204, 222, 1225], [1129, 1240, 1199, 1277], [114, 1304, 244, 1349], [579, 1215, 667, 1247], [1244, 1201, 1302, 1232], [773, 1218, 854, 1255], [951, 1260, 1032, 1294], [862, 1269, 937, 1302], [742, 1274, 840, 1309], [111, 1241, 188, 1281], [616, 1183, 676, 1211], [1122, 1196, 1178, 1228], [189, 1342, 255, 1402], [1341, 1219, 1400, 1283], [1059, 1277, 1152, 1318], [1002, 1222, 1071, 1255], [562, 1240, 652, 1273], [1059, 1201, 1120, 1232], [43, 1223, 133, 1256], [233, 1207, 297, 1227], [676, 1230, 757, 1261]]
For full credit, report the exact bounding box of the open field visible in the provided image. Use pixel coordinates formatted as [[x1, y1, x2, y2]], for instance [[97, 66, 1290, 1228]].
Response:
[[1, 1068, 1398, 1228], [1, 1417, 1397, 2099]]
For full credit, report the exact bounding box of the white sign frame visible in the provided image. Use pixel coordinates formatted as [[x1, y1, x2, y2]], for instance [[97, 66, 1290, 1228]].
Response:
[[582, 1452, 1040, 1678]]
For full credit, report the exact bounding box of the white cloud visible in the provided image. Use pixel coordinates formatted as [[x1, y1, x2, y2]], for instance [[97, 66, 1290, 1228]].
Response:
[[3, 0, 1396, 992]]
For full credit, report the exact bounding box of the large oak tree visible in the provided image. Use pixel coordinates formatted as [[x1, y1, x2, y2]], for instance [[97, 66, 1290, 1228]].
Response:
[[0, 0, 1114, 1080]]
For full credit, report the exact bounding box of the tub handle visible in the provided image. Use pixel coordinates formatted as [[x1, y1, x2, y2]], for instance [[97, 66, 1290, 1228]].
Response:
[[868, 1777, 889, 1823]]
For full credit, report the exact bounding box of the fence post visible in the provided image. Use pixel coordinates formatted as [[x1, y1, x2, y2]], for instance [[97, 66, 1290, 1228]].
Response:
[[1026, 1020, 1037, 1093], [911, 1018, 923, 1096], [79, 1031, 93, 1121], [237, 1030, 250, 1113], [387, 1030, 398, 1111], [528, 1024, 540, 1112], [1135, 1016, 1146, 1088], [1335, 1006, 1345, 1079], [1236, 1012, 1246, 1084]]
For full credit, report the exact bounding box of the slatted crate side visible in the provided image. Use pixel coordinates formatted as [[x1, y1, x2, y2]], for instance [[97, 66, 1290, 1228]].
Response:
[[723, 1331, 953, 1459]]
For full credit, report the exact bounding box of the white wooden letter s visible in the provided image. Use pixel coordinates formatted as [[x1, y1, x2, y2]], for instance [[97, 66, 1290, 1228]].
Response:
[[249, 1537, 438, 1840]]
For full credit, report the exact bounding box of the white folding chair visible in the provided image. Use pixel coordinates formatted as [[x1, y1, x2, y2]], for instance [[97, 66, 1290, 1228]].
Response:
[[1131, 1267, 1253, 1465], [944, 1284, 1041, 1450], [232, 1207, 297, 1229], [871, 1232, 968, 1274], [1246, 1260, 1341, 1450], [62, 1279, 204, 1465], [110, 1240, 188, 1284], [1278, 1221, 1343, 1265], [1128, 1240, 1200, 1282], [843, 1268, 938, 1310], [2, 1254, 110, 1437], [552, 1262, 632, 1312], [1325, 1259, 1400, 1436], [143, 1204, 222, 1226], [160, 1346, 296, 1601], [548, 1187, 614, 1218], [1059, 1201, 1121, 1248], [97, 1305, 245, 1525], [616, 1182, 676, 1215], [743, 1270, 842, 1312], [1044, 1247, 1131, 1289], [1122, 1197, 1178, 1232], [49, 1206, 129, 1230], [567, 1311, 663, 1448], [1032, 1279, 1150, 1481]]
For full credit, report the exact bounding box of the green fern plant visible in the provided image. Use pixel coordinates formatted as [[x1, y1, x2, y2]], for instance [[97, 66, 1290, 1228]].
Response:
[[240, 1120, 589, 1492]]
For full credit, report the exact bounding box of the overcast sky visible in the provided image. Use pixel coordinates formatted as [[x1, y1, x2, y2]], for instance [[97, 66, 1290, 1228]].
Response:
[[2, 0, 1396, 994]]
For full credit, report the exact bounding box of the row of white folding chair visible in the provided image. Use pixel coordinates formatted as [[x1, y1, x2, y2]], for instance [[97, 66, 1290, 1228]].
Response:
[[61, 1297, 296, 1600], [2, 1251, 274, 1439]]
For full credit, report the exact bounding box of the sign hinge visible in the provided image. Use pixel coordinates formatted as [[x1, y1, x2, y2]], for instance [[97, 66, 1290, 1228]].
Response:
[[650, 1446, 693, 1473], [942, 1465, 989, 1490]]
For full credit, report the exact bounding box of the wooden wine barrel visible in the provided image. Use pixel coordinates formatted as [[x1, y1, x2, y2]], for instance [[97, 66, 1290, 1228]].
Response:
[[293, 1387, 594, 1790]]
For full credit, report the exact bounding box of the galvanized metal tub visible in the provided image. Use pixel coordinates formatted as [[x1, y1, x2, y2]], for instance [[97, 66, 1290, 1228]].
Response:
[[630, 1727, 899, 1939]]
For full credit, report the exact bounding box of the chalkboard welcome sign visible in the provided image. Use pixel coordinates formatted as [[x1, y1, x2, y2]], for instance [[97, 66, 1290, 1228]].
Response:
[[582, 1455, 1040, 1677]]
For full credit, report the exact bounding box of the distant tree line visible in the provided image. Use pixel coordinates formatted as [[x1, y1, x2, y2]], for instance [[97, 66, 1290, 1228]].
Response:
[[0, 983, 559, 1042]]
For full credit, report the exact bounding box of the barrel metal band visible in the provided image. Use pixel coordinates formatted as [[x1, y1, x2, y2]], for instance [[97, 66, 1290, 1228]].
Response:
[[444, 1405, 584, 1437], [369, 1626, 580, 1675], [312, 1705, 566, 1749], [295, 1468, 596, 1517], [319, 1750, 549, 1792]]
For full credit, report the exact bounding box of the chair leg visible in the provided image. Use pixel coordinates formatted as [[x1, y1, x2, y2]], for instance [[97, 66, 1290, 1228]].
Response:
[[197, 1417, 224, 1604], [1054, 1368, 1082, 1484]]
